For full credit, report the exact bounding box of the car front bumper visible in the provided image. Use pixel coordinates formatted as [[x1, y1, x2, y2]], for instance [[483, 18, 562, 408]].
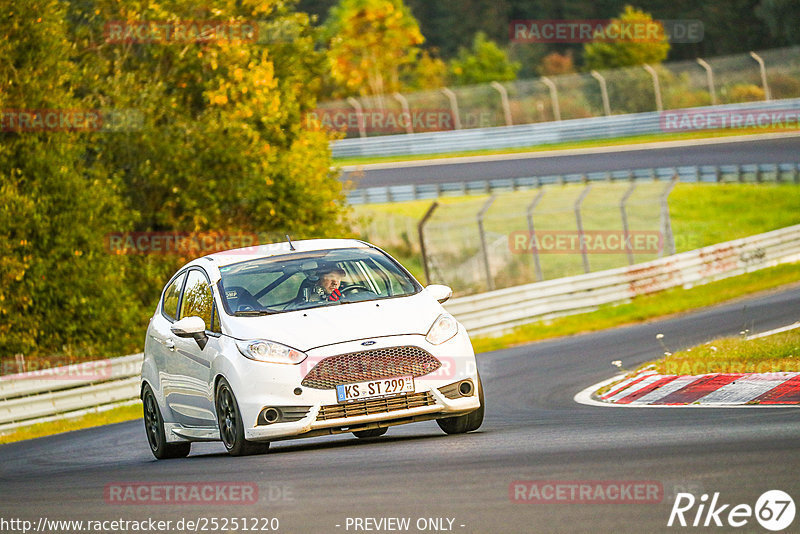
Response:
[[244, 384, 480, 441]]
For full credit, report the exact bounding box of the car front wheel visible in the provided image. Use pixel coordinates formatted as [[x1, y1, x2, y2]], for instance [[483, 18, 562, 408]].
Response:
[[215, 378, 270, 456], [142, 384, 191, 460], [436, 374, 485, 435]]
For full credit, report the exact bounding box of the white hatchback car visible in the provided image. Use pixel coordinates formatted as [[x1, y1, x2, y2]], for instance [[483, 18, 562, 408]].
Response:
[[141, 239, 484, 458]]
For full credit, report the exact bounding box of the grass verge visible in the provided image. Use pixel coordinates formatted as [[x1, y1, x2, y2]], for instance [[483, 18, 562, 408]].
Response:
[[334, 128, 797, 167], [470, 261, 800, 354], [651, 328, 800, 375], [0, 402, 142, 445]]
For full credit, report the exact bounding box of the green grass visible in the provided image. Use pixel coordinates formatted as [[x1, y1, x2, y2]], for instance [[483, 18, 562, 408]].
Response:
[[355, 183, 800, 286], [469, 261, 800, 354], [651, 329, 800, 375], [334, 127, 796, 167], [0, 402, 142, 444]]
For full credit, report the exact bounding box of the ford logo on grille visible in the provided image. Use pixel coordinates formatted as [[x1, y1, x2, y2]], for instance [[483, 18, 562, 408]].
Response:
[[361, 341, 376, 346]]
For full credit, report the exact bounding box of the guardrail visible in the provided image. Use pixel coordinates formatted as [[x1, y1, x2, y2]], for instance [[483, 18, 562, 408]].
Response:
[[444, 224, 800, 335], [0, 354, 143, 432], [2, 223, 799, 430], [347, 161, 800, 204], [333, 98, 800, 159]]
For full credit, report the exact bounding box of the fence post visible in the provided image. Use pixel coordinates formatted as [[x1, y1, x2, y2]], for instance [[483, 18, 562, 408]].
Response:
[[417, 201, 439, 285], [441, 87, 462, 130], [526, 189, 546, 281], [659, 178, 678, 257], [393, 92, 414, 134], [591, 70, 611, 116], [620, 182, 637, 265], [490, 81, 513, 126], [346, 97, 366, 138], [643, 64, 663, 112], [696, 58, 717, 105], [477, 195, 497, 291], [575, 185, 592, 273], [541, 76, 561, 121], [749, 51, 772, 101]]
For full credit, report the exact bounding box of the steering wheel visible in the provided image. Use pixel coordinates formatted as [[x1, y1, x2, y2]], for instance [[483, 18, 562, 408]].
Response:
[[340, 285, 376, 297]]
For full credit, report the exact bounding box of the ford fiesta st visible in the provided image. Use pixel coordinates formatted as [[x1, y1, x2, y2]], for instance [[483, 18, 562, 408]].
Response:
[[141, 239, 484, 458]]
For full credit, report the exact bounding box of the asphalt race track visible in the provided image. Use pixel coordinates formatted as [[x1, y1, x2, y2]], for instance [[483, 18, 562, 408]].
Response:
[[2, 286, 799, 533], [342, 136, 800, 188]]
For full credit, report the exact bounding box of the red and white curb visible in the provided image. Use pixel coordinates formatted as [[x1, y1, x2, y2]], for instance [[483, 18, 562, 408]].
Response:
[[575, 369, 800, 408]]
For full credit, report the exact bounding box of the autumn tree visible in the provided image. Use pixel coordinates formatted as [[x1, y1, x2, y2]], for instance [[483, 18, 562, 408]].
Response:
[[324, 0, 424, 96], [0, 0, 140, 360], [583, 6, 670, 70]]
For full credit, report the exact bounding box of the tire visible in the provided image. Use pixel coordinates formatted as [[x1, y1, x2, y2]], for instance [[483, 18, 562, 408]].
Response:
[[215, 378, 270, 456], [436, 374, 485, 435], [352, 427, 388, 439], [142, 384, 191, 460]]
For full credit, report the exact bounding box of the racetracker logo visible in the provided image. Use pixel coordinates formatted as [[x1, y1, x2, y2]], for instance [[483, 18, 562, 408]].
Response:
[[510, 20, 703, 43], [305, 109, 493, 135], [0, 359, 112, 381], [508, 230, 663, 255], [1, 109, 143, 132], [661, 110, 800, 132], [510, 480, 663, 504], [668, 490, 795, 530], [104, 20, 258, 44], [104, 482, 258, 505], [105, 232, 259, 255]]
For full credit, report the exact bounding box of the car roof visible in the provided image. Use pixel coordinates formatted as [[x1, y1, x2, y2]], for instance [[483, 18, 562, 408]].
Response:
[[190, 238, 371, 269]]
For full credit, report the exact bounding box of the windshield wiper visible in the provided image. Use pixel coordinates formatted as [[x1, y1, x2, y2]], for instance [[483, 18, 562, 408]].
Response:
[[233, 309, 278, 316]]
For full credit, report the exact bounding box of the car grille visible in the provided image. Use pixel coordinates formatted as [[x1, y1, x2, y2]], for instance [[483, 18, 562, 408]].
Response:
[[316, 391, 436, 421], [301, 346, 442, 390]]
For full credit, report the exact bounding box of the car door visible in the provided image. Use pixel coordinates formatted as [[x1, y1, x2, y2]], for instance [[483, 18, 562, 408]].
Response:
[[146, 270, 187, 415], [166, 268, 223, 426]]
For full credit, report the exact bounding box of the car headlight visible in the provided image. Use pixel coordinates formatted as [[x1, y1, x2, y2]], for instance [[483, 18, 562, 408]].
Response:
[[426, 314, 459, 345], [236, 339, 307, 364]]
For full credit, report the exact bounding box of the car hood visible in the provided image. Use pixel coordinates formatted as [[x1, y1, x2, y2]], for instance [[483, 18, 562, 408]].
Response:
[[223, 292, 442, 352]]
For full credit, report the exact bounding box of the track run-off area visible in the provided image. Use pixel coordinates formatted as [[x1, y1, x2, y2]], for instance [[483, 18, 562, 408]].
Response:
[[2, 285, 800, 533]]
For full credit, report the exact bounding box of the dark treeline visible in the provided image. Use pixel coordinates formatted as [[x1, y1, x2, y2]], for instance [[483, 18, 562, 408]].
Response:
[[298, 0, 800, 62]]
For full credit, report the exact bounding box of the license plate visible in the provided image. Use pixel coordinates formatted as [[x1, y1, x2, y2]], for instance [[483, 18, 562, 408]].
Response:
[[336, 376, 414, 403]]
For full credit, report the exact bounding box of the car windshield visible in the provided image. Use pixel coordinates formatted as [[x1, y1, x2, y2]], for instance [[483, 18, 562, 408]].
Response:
[[217, 247, 421, 315]]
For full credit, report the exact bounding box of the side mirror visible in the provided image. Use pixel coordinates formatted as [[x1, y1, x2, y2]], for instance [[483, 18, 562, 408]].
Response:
[[170, 316, 208, 350], [425, 284, 453, 304]]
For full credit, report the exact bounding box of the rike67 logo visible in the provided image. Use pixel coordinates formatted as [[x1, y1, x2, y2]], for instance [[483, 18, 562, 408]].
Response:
[[668, 490, 795, 531]]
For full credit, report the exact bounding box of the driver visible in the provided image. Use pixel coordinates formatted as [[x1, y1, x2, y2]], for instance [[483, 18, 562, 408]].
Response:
[[307, 265, 346, 302]]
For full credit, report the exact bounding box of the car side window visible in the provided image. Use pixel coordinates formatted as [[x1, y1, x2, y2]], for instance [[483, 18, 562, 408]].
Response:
[[180, 269, 214, 330], [162, 272, 187, 321]]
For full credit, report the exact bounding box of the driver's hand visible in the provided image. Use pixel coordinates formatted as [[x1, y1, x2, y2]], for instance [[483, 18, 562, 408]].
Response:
[[327, 288, 342, 302]]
